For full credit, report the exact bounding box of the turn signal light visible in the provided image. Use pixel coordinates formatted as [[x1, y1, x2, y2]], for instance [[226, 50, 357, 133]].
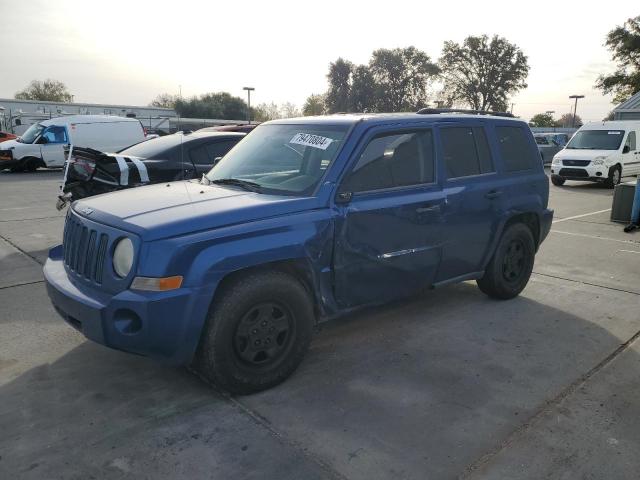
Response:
[[131, 275, 183, 291]]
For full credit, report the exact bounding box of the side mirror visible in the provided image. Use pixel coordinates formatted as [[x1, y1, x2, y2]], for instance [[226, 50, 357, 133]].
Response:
[[623, 145, 630, 154], [212, 156, 222, 166], [37, 136, 48, 144], [335, 190, 352, 204]]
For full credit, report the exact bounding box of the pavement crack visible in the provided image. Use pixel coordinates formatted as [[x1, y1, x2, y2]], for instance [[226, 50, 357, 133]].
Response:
[[0, 215, 63, 223], [188, 367, 349, 480], [0, 234, 44, 266], [460, 328, 640, 478], [0, 280, 45, 290], [532, 271, 640, 296]]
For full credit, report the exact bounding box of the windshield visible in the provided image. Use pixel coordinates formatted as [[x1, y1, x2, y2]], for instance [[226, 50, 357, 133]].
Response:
[[205, 124, 349, 195], [19, 123, 45, 144], [566, 130, 625, 150]]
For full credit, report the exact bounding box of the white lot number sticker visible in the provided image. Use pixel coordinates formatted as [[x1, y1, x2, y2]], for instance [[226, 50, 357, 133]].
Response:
[[608, 131, 621, 134], [290, 133, 333, 150]]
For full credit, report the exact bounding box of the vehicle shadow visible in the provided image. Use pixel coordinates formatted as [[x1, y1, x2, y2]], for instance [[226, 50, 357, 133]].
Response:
[[1, 280, 638, 479]]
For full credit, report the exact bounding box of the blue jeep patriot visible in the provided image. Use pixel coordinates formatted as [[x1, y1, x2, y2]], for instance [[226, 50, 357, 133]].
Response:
[[44, 111, 553, 394]]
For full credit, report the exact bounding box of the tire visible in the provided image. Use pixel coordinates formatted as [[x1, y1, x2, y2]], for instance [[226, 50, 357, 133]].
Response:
[[24, 157, 41, 172], [194, 270, 314, 394], [551, 175, 565, 186], [605, 165, 621, 189], [477, 223, 536, 300]]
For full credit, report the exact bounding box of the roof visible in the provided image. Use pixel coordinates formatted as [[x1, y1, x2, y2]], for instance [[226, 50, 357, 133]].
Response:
[[265, 112, 524, 126], [613, 91, 640, 111], [580, 120, 640, 130], [0, 97, 175, 113], [40, 115, 142, 126]]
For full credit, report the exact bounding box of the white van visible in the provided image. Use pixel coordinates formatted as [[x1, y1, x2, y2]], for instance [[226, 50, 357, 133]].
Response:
[[550, 121, 640, 188], [0, 115, 145, 171]]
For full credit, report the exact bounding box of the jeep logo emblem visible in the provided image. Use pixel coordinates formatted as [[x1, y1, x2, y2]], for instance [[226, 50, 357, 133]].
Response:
[[80, 207, 93, 216]]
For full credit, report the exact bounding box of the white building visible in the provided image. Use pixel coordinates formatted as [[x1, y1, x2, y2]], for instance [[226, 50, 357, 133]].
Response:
[[0, 98, 175, 134]]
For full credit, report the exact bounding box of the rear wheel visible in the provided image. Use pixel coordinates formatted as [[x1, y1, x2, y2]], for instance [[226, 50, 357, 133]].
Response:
[[551, 175, 565, 186], [477, 223, 535, 300], [194, 270, 314, 394], [605, 165, 621, 189]]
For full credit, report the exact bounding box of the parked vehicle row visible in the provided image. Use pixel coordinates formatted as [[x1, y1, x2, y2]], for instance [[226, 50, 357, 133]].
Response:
[[534, 132, 569, 165], [57, 131, 244, 208], [44, 111, 553, 394]]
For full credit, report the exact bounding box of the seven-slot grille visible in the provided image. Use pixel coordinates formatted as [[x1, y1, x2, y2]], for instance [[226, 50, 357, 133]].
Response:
[[63, 215, 108, 284]]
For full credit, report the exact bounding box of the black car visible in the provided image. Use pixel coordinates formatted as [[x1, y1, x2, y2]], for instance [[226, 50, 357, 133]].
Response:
[[57, 131, 244, 209]]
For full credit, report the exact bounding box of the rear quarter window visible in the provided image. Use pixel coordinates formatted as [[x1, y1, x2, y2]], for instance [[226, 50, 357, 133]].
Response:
[[496, 126, 538, 172], [440, 126, 494, 179]]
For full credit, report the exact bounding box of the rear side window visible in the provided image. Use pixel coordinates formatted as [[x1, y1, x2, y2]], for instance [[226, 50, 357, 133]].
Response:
[[205, 139, 239, 161], [625, 131, 636, 151], [440, 127, 494, 178], [347, 130, 434, 192], [497, 126, 538, 172]]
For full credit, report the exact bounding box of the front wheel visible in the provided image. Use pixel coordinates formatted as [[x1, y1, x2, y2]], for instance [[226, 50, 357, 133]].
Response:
[[551, 175, 565, 186], [605, 165, 621, 189], [477, 223, 535, 300], [194, 271, 314, 394]]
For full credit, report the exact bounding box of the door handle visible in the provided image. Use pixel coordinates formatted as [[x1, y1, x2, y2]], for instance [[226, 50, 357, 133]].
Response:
[[485, 190, 503, 199]]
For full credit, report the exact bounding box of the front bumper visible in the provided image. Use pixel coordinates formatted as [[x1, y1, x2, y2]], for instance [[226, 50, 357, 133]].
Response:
[[44, 245, 213, 366], [550, 163, 609, 181], [0, 158, 22, 170]]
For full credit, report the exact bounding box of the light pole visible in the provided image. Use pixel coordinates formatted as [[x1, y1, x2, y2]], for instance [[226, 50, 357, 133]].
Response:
[[569, 95, 584, 128], [243, 87, 255, 124]]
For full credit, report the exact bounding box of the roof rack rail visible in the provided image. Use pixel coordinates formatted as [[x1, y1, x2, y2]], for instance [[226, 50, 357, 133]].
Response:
[[416, 108, 514, 118]]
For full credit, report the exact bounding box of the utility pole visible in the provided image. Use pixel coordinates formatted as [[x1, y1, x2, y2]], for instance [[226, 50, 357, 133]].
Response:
[[510, 103, 515, 114], [569, 95, 585, 128], [243, 87, 255, 124]]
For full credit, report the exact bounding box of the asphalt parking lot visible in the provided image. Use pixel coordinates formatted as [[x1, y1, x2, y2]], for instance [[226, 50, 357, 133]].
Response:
[[1, 169, 640, 480]]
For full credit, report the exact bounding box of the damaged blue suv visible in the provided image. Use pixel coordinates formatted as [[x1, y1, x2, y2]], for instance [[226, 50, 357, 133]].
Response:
[[44, 110, 553, 394]]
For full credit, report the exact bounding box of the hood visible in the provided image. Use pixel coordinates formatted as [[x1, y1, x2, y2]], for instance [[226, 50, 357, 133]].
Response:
[[554, 148, 618, 160], [73, 180, 318, 241], [0, 139, 20, 150]]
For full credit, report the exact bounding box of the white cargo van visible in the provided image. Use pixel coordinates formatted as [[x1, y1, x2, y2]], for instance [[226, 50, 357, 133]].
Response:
[[550, 121, 640, 188], [0, 115, 145, 171]]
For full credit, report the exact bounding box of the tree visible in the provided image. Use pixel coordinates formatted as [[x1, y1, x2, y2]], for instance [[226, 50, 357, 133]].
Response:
[[595, 16, 640, 103], [558, 112, 583, 128], [325, 58, 353, 113], [174, 92, 247, 119], [350, 65, 378, 112], [369, 46, 439, 111], [439, 35, 529, 112], [280, 102, 301, 118], [529, 113, 558, 127], [302, 94, 326, 116], [149, 93, 178, 109], [253, 102, 281, 121], [15, 79, 73, 102]]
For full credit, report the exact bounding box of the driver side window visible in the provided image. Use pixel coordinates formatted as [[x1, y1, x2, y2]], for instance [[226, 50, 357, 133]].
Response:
[[346, 130, 435, 193], [41, 126, 68, 144]]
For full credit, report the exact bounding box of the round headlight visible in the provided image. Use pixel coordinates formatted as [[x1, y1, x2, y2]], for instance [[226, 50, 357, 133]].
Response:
[[113, 238, 134, 278]]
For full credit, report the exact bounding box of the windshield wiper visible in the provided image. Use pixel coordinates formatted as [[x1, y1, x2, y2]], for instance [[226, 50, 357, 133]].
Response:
[[209, 177, 262, 192]]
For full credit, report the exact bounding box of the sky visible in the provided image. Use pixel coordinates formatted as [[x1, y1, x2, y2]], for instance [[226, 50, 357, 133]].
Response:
[[1, 0, 638, 122]]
